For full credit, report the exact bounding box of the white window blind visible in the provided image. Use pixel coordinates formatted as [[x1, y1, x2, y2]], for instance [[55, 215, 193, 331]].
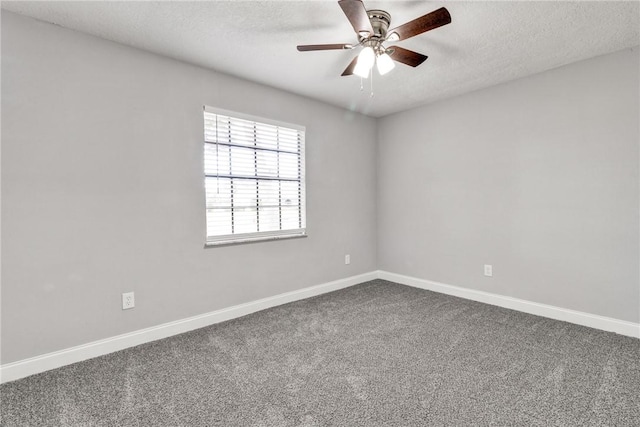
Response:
[[203, 106, 306, 245]]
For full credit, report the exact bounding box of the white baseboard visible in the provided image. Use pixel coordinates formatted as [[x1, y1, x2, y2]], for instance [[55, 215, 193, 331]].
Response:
[[0, 271, 378, 384], [3, 270, 637, 384], [378, 270, 640, 339]]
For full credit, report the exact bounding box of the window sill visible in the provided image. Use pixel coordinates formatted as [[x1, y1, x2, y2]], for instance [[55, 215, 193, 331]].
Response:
[[204, 233, 307, 248]]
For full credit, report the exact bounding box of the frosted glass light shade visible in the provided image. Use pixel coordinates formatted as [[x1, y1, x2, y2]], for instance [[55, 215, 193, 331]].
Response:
[[376, 53, 395, 75], [354, 47, 375, 78]]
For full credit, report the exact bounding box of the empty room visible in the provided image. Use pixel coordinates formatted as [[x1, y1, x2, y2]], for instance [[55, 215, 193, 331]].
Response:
[[1, 1, 638, 425]]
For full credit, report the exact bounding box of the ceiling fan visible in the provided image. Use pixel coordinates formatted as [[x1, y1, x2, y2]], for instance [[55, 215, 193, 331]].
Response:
[[297, 0, 451, 78]]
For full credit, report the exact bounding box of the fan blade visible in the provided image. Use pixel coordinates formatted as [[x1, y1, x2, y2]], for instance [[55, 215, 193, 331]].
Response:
[[341, 56, 359, 76], [387, 46, 428, 67], [339, 0, 374, 37], [297, 44, 353, 51], [387, 7, 451, 41]]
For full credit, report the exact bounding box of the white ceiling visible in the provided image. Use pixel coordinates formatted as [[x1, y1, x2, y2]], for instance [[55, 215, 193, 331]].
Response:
[[2, 1, 639, 117]]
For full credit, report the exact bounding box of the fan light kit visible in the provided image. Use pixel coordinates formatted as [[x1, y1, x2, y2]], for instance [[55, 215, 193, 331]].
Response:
[[297, 0, 451, 78]]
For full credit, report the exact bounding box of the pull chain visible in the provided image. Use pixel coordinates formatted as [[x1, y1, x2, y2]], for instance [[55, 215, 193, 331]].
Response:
[[370, 68, 374, 97]]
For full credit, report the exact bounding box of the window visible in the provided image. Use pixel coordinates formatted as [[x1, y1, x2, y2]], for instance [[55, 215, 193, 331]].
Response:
[[203, 106, 306, 245]]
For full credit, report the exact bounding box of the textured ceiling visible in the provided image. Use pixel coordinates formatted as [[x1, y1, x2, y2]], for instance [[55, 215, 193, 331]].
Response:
[[2, 1, 639, 117]]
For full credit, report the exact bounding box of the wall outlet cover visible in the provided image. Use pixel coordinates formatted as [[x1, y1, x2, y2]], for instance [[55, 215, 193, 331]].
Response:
[[122, 292, 135, 310], [484, 265, 493, 277]]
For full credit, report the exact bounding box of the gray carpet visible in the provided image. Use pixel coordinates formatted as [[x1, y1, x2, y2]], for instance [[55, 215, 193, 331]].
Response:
[[1, 280, 639, 426]]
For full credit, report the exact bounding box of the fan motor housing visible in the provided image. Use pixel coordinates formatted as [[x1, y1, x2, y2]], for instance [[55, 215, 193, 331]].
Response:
[[365, 9, 391, 40]]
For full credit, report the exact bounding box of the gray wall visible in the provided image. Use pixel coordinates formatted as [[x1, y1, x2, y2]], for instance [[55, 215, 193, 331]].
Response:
[[1, 12, 377, 364], [377, 48, 640, 323]]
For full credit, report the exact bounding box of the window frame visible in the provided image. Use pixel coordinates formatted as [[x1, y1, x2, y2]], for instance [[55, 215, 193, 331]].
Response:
[[202, 106, 307, 247]]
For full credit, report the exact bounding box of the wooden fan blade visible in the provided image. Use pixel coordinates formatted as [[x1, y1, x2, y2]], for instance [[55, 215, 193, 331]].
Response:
[[387, 7, 451, 41], [387, 46, 428, 67], [297, 44, 353, 51], [341, 56, 359, 76], [338, 0, 374, 37]]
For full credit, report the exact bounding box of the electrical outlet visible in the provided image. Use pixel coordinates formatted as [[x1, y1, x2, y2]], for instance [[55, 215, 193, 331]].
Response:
[[345, 254, 351, 265], [122, 292, 135, 310], [484, 264, 493, 277]]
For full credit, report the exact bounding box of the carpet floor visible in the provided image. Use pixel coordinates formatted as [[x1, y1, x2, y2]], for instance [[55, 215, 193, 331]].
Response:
[[1, 280, 639, 426]]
